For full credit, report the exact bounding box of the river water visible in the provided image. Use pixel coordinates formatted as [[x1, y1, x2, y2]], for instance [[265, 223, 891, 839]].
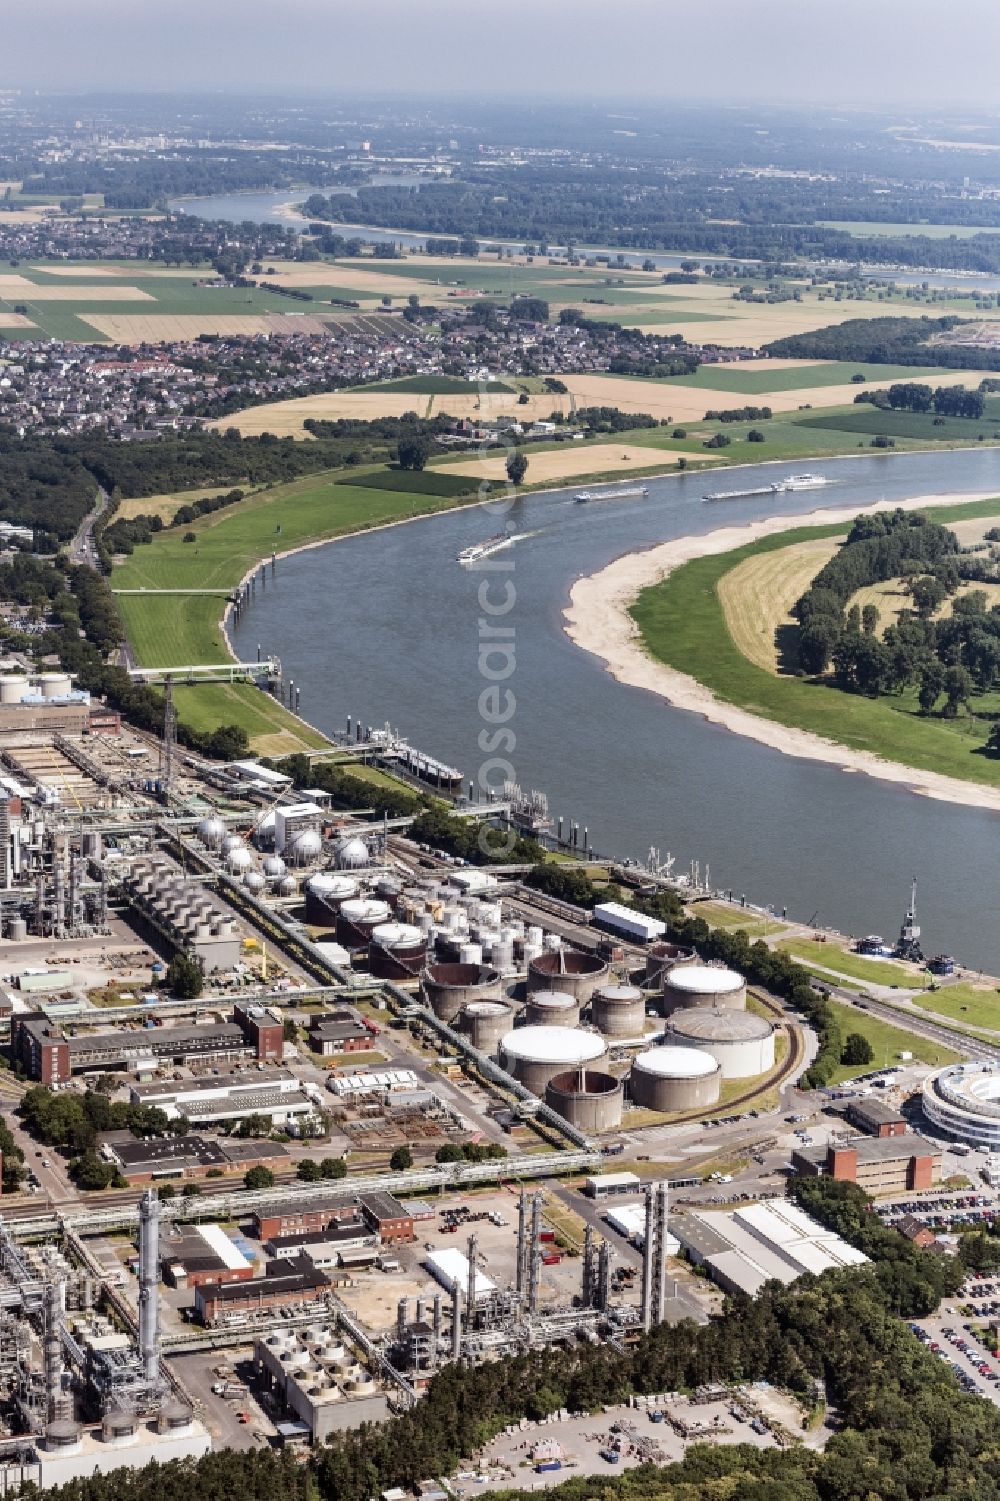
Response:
[[231, 448, 1000, 972], [170, 189, 1000, 293]]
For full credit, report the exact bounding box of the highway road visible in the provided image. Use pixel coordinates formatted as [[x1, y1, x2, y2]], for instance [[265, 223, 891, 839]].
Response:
[[69, 486, 108, 569]]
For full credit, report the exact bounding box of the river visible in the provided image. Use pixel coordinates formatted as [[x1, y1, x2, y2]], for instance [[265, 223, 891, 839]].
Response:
[[231, 447, 1000, 973], [170, 188, 1000, 292]]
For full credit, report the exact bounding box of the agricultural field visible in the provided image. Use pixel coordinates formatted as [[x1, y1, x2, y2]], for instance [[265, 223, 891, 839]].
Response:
[[817, 220, 1000, 239], [716, 537, 841, 674], [116, 486, 243, 522], [823, 999, 960, 1083], [630, 498, 1000, 789], [441, 441, 713, 485], [659, 361, 950, 394], [216, 387, 573, 436]]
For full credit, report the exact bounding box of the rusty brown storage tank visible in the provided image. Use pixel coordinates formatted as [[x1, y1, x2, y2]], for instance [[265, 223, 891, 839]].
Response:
[[645, 942, 698, 989], [663, 964, 746, 1014], [459, 1000, 514, 1056], [629, 1046, 722, 1112], [421, 961, 502, 1023], [368, 922, 428, 980], [336, 897, 392, 950], [546, 1068, 623, 1133], [591, 983, 645, 1038], [500, 1025, 607, 1096], [525, 989, 580, 1028], [527, 947, 609, 1004]]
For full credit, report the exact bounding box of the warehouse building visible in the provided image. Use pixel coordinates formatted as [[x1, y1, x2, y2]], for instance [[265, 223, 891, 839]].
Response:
[[129, 1069, 316, 1128], [424, 1246, 496, 1301], [673, 1200, 867, 1297], [359, 1191, 414, 1244], [791, 1134, 941, 1193], [263, 1221, 376, 1268], [308, 1008, 377, 1056], [585, 1171, 642, 1199], [194, 1256, 329, 1326], [252, 1196, 358, 1243], [161, 1223, 256, 1290]]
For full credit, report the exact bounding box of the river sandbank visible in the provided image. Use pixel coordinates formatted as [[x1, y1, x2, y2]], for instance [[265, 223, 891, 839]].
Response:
[[563, 490, 1000, 812]]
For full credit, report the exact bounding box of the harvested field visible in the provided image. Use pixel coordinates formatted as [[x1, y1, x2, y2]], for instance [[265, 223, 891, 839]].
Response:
[[631, 296, 990, 346], [82, 313, 278, 341], [29, 264, 120, 276], [8, 284, 154, 301], [717, 537, 841, 673], [214, 386, 572, 436], [0, 312, 35, 328], [0, 275, 35, 289], [116, 487, 241, 522], [848, 577, 1000, 630], [442, 442, 714, 484]]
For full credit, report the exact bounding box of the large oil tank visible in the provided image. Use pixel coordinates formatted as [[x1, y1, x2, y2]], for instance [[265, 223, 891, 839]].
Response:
[[525, 989, 580, 1028], [459, 1000, 514, 1056], [591, 983, 645, 1038], [546, 1068, 623, 1132], [0, 675, 27, 704], [527, 947, 609, 1004], [665, 1007, 775, 1079], [663, 964, 746, 1014], [421, 961, 502, 1022], [645, 942, 698, 988], [629, 1045, 722, 1111], [336, 897, 392, 949], [500, 1025, 607, 1096], [38, 672, 72, 700], [305, 872, 358, 923], [368, 922, 427, 979]]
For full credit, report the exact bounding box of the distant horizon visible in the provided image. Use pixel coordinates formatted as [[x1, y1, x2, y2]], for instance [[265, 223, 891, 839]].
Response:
[[7, 0, 1000, 108]]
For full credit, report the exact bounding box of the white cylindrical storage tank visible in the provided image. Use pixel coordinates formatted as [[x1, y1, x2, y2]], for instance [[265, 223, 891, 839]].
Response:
[[38, 672, 72, 699], [336, 896, 392, 949], [525, 990, 580, 1028], [7, 916, 27, 941], [459, 1000, 514, 1056], [527, 926, 543, 948], [0, 675, 27, 704], [306, 872, 358, 923], [591, 983, 645, 1039], [369, 921, 427, 979], [665, 1007, 775, 1079], [421, 961, 502, 1021], [500, 1025, 606, 1096], [459, 942, 484, 966], [527, 947, 610, 1004], [663, 964, 746, 1014], [645, 942, 698, 988], [630, 1046, 722, 1111]]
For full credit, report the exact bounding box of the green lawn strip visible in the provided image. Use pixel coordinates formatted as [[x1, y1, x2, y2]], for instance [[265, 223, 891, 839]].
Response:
[[366, 376, 515, 395], [823, 999, 961, 1082], [689, 900, 771, 937], [115, 594, 230, 668], [817, 221, 1000, 239], [776, 937, 920, 989], [170, 681, 327, 750], [912, 981, 1000, 1032], [630, 499, 1000, 787]]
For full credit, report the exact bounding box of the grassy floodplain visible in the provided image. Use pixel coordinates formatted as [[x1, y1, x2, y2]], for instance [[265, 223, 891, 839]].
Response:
[[630, 499, 1000, 789], [823, 999, 960, 1083]]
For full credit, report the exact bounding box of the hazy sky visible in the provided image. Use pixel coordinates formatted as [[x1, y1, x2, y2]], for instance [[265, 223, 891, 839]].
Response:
[[8, 0, 1000, 106]]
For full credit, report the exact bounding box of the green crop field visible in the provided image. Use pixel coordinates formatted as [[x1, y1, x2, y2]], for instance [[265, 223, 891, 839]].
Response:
[[662, 363, 949, 395], [342, 469, 483, 497], [818, 220, 1000, 240], [776, 937, 920, 990], [630, 498, 1000, 788], [823, 999, 960, 1083], [800, 405, 1000, 442]]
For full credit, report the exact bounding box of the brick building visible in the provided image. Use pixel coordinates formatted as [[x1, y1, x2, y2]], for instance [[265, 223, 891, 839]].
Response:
[[845, 1098, 909, 1138], [252, 1196, 358, 1244], [791, 1133, 941, 1194], [194, 1257, 328, 1326], [359, 1191, 415, 1245]]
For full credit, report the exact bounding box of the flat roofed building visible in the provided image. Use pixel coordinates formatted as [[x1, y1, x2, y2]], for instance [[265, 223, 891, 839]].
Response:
[[845, 1097, 909, 1137], [360, 1191, 414, 1244], [194, 1256, 329, 1326], [252, 1196, 357, 1243], [791, 1133, 941, 1193], [584, 1171, 641, 1198]]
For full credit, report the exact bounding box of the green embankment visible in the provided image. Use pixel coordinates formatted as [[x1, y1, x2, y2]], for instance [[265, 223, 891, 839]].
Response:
[[823, 999, 961, 1083], [630, 499, 1000, 788], [112, 467, 486, 750], [912, 981, 1000, 1031], [776, 938, 921, 990]]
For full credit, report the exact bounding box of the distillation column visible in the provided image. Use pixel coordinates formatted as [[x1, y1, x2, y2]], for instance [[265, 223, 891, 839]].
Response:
[[138, 1187, 161, 1393]]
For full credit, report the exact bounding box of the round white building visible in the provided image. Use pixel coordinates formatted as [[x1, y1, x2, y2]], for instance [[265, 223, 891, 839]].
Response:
[[922, 1061, 1000, 1147], [629, 1046, 722, 1112]]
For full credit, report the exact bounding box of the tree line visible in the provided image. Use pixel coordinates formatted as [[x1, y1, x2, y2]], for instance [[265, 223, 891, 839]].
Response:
[[766, 314, 1000, 370]]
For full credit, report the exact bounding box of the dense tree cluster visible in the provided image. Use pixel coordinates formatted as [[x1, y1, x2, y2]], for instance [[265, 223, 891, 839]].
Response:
[[855, 381, 987, 418], [766, 314, 1000, 369], [703, 405, 773, 423], [18, 1084, 187, 1190]]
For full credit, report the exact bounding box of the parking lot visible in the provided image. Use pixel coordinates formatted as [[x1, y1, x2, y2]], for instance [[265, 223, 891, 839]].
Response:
[[913, 1306, 1000, 1404], [879, 1189, 998, 1232]]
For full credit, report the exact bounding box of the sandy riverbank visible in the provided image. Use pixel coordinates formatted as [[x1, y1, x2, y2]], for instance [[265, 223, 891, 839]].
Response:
[[563, 489, 1000, 812]]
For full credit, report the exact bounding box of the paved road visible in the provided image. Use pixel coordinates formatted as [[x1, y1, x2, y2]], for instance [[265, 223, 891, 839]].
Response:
[[69, 486, 108, 569]]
